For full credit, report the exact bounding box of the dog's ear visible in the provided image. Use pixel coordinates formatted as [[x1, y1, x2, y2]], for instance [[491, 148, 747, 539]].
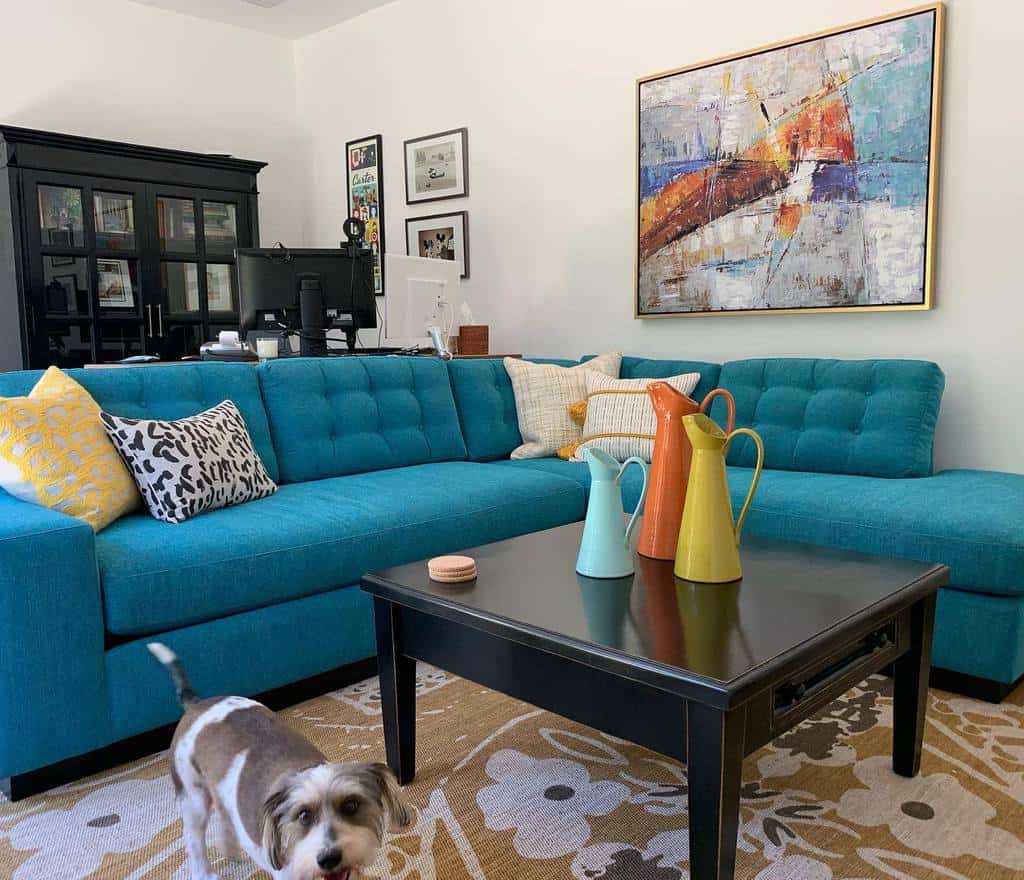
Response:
[[261, 781, 290, 870], [370, 762, 412, 829]]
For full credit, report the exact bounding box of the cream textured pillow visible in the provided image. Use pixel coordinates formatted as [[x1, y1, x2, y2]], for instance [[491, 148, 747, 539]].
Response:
[[570, 371, 700, 462], [505, 353, 621, 459], [0, 367, 140, 530]]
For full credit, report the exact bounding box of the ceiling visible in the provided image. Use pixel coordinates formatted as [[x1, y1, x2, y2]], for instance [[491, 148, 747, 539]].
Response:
[[128, 0, 397, 38]]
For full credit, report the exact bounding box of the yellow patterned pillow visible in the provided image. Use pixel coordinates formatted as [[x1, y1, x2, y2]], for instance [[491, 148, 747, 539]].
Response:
[[0, 367, 139, 530]]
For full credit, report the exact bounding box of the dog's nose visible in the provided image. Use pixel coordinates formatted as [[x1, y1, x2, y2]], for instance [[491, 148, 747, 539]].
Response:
[[317, 848, 343, 871]]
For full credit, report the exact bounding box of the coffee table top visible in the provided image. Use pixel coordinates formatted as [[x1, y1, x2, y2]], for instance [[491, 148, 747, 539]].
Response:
[[362, 521, 948, 705]]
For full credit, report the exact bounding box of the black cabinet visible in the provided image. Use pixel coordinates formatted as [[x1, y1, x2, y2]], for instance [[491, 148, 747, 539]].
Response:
[[0, 126, 265, 370]]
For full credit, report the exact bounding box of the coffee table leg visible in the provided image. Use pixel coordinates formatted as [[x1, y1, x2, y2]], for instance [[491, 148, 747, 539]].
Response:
[[687, 702, 746, 880], [892, 593, 936, 777], [374, 597, 416, 784]]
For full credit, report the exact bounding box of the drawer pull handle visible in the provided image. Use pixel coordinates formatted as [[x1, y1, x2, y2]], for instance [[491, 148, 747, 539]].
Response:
[[775, 626, 895, 715], [869, 632, 891, 652], [776, 682, 806, 709]]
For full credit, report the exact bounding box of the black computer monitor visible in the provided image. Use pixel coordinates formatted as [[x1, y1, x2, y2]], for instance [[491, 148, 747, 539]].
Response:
[[236, 246, 376, 354]]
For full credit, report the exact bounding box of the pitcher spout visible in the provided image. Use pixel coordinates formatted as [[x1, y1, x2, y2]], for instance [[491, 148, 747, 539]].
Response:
[[583, 447, 622, 482], [682, 412, 729, 450], [647, 381, 693, 415]]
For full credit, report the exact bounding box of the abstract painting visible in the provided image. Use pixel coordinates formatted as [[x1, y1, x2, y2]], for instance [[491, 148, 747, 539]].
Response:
[[636, 5, 943, 317]]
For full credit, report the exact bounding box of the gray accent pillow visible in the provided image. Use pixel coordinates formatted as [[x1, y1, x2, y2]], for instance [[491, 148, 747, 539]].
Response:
[[100, 400, 277, 524]]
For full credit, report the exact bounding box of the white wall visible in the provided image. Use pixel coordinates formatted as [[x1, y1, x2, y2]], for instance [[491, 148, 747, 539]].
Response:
[[0, 0, 306, 245], [294, 0, 1023, 474]]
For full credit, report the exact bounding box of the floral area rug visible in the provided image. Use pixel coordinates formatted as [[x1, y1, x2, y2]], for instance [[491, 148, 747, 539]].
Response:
[[1, 667, 1023, 880]]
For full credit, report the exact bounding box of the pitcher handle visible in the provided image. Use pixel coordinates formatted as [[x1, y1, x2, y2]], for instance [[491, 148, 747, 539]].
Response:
[[722, 428, 764, 544], [699, 388, 736, 432], [617, 456, 649, 547]]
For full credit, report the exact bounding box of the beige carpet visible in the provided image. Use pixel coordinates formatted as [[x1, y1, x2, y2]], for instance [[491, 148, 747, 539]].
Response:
[[1, 667, 1022, 879]]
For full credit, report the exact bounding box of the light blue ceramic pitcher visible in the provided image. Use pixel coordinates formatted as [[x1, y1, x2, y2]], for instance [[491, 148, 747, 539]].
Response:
[[576, 448, 649, 578]]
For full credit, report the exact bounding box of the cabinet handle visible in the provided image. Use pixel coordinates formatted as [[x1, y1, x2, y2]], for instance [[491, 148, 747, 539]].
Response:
[[157, 304, 164, 337], [146, 305, 154, 336]]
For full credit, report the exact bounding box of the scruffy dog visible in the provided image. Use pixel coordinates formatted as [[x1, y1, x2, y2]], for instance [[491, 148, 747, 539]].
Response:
[[148, 643, 411, 880]]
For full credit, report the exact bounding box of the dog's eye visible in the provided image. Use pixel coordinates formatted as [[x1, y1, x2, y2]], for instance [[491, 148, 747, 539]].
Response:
[[340, 798, 361, 817], [297, 809, 314, 828]]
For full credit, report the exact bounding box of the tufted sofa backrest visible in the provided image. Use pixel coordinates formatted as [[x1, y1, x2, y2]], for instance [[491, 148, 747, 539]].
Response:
[[0, 363, 280, 481], [446, 358, 578, 461], [708, 358, 945, 478], [258, 357, 467, 483]]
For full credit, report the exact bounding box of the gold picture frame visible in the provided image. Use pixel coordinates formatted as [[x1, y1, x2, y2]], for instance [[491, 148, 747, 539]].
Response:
[[635, 3, 945, 319]]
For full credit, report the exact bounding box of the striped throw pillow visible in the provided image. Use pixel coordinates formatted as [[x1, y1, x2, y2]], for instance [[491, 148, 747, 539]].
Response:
[[569, 371, 700, 462]]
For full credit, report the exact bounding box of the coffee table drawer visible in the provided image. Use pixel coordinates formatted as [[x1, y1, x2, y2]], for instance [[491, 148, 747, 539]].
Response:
[[769, 617, 904, 733]]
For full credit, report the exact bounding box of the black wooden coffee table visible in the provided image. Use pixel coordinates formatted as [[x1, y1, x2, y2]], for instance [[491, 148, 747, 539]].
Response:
[[361, 522, 948, 880]]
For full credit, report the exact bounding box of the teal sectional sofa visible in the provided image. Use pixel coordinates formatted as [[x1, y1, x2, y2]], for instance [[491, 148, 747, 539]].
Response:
[[0, 354, 1021, 797]]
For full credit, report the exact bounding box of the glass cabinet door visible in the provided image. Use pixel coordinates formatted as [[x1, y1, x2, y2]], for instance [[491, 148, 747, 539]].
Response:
[[157, 197, 197, 255], [42, 256, 90, 317], [203, 201, 237, 256], [38, 185, 85, 247], [161, 261, 200, 315], [97, 320, 145, 363], [24, 172, 148, 366], [205, 263, 236, 314], [44, 322, 93, 369], [152, 323, 204, 362], [149, 187, 248, 358]]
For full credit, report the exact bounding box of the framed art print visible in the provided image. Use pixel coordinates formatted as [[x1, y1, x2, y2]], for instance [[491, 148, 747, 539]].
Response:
[[206, 264, 233, 312], [636, 4, 943, 318], [404, 128, 468, 204], [405, 211, 469, 278], [96, 258, 134, 308], [346, 134, 386, 296]]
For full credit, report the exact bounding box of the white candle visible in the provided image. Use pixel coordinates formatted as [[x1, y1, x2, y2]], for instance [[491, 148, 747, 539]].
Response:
[[256, 337, 278, 360]]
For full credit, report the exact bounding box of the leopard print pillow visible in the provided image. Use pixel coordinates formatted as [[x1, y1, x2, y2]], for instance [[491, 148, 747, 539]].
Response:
[[100, 400, 277, 524]]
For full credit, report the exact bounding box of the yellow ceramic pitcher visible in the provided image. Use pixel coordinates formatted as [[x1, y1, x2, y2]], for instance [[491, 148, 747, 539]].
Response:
[[674, 413, 764, 583]]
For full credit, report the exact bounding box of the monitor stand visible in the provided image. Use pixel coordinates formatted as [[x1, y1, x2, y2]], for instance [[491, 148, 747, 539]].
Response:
[[331, 315, 358, 353], [298, 274, 328, 357], [291, 270, 407, 357], [297, 271, 362, 355]]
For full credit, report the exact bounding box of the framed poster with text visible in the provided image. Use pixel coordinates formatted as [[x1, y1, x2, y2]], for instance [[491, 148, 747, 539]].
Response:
[[346, 134, 385, 296]]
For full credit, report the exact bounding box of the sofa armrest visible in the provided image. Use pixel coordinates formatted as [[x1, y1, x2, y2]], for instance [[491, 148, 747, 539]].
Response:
[[0, 493, 109, 778]]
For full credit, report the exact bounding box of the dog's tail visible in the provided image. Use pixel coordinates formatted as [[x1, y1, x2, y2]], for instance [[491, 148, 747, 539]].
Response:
[[147, 642, 198, 706]]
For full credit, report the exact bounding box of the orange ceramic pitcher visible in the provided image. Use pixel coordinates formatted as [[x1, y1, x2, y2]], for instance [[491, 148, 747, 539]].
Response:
[[636, 384, 735, 560]]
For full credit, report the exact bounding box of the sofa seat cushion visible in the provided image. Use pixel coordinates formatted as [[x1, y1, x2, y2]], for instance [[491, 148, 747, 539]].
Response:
[[728, 468, 1024, 596], [96, 461, 585, 636]]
